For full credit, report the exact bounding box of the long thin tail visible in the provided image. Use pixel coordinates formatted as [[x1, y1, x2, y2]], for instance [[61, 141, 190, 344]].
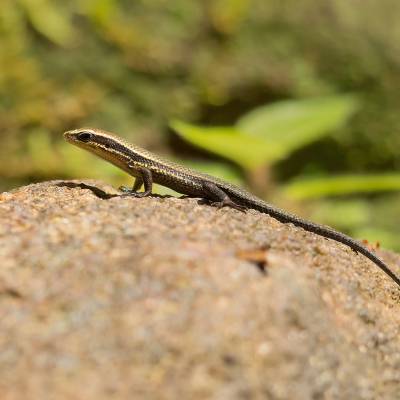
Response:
[[258, 203, 400, 287], [295, 219, 400, 287]]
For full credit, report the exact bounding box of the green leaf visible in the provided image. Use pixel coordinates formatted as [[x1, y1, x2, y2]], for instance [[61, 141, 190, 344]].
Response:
[[283, 174, 400, 200], [171, 95, 359, 170], [170, 120, 285, 170], [237, 95, 359, 158], [20, 0, 74, 45], [310, 199, 371, 230]]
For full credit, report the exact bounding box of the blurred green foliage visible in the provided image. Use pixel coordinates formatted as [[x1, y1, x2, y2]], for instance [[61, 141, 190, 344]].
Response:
[[172, 96, 400, 250], [172, 95, 359, 169], [1, 0, 400, 248], [284, 174, 400, 199]]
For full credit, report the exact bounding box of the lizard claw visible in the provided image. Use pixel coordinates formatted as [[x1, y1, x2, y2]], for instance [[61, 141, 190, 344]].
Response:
[[211, 199, 247, 213], [119, 186, 131, 193], [119, 186, 149, 197]]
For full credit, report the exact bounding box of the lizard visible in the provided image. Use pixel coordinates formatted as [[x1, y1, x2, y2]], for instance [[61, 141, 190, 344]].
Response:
[[64, 127, 400, 287]]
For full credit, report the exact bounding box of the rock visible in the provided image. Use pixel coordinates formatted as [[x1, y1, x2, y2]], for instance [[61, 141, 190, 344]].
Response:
[[0, 180, 399, 399]]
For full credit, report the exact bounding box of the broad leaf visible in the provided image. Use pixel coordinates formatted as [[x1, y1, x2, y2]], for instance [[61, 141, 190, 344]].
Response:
[[237, 95, 359, 158], [309, 199, 370, 230], [171, 120, 285, 170], [283, 174, 400, 200]]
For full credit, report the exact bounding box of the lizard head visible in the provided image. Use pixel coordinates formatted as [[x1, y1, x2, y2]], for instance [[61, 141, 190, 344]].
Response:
[[64, 128, 98, 147], [63, 127, 125, 154], [63, 128, 134, 173]]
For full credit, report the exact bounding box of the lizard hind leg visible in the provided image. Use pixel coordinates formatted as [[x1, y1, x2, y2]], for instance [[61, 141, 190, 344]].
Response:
[[201, 181, 247, 212]]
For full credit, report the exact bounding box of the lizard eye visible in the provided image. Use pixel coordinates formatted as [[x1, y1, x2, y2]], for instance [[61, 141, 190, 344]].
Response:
[[77, 132, 93, 142]]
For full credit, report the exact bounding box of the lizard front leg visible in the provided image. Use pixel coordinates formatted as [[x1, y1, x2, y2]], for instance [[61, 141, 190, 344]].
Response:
[[119, 166, 153, 197]]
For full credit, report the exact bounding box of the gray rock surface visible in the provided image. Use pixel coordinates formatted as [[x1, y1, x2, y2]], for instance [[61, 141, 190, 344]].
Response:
[[0, 180, 399, 399]]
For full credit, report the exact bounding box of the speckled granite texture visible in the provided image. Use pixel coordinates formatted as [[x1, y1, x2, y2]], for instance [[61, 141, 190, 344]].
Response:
[[0, 180, 399, 399]]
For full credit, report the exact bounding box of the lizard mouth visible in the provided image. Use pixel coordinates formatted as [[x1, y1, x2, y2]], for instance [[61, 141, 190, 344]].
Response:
[[63, 131, 76, 143]]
